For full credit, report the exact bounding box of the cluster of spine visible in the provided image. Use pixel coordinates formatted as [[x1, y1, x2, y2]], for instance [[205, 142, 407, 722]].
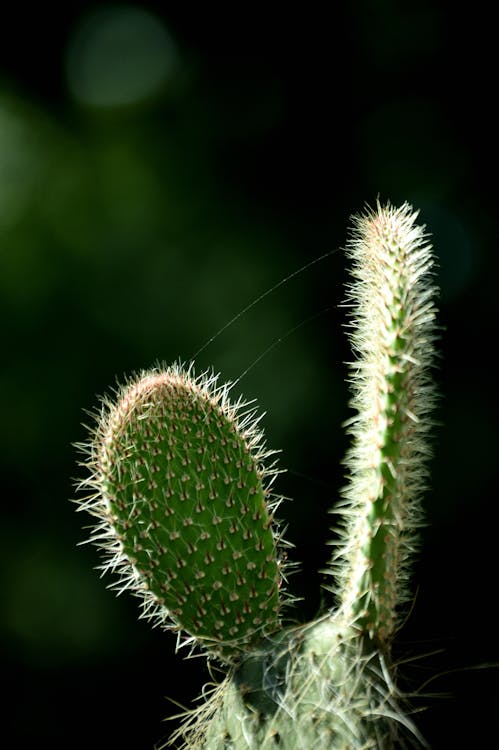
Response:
[[76, 364, 291, 662], [75, 201, 438, 749]]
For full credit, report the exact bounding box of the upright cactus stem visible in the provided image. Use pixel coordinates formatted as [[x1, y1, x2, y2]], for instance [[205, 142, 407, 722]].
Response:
[[331, 201, 438, 645], [74, 200, 439, 749]]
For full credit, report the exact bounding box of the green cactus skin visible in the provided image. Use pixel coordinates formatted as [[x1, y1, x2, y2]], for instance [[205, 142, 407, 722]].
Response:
[[76, 364, 291, 663], [75, 201, 438, 749]]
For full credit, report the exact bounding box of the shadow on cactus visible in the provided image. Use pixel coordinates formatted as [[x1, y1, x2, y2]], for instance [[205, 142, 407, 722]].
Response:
[[74, 201, 439, 749]]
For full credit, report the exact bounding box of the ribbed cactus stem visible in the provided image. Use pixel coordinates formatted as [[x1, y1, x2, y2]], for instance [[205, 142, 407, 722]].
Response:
[[332, 201, 438, 643]]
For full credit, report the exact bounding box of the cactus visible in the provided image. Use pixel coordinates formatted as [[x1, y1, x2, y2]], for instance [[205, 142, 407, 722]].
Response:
[[75, 200, 438, 749], [77, 365, 294, 663]]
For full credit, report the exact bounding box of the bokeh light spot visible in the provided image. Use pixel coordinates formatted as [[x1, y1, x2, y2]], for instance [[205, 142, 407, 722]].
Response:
[[65, 5, 177, 108]]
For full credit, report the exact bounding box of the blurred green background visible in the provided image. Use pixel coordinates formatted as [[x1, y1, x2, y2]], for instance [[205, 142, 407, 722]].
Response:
[[1, 3, 497, 747]]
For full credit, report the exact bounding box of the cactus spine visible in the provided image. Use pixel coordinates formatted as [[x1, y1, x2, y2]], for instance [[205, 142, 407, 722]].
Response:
[[75, 201, 438, 749]]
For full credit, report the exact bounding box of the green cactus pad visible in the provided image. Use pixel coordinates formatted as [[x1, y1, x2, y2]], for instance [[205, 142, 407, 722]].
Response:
[[77, 364, 286, 662]]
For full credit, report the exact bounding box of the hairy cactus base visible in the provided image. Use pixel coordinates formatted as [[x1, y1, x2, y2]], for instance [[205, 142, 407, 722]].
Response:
[[170, 617, 424, 750]]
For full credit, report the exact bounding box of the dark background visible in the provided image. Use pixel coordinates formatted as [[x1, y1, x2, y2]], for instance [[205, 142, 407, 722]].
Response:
[[1, 3, 497, 748]]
